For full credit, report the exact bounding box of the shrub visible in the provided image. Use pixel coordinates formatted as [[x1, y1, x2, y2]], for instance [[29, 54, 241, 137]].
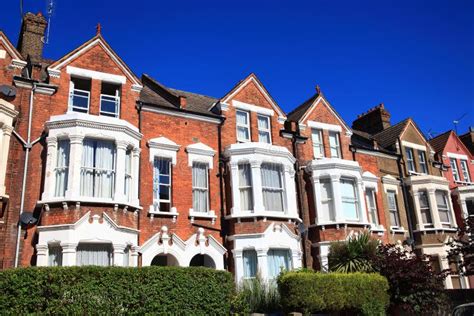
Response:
[[277, 271, 389, 315], [328, 232, 378, 273], [0, 266, 234, 315], [231, 274, 280, 314]]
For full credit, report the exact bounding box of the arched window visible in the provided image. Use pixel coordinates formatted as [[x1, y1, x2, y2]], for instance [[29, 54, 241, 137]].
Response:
[[151, 254, 179, 266], [189, 254, 215, 269]]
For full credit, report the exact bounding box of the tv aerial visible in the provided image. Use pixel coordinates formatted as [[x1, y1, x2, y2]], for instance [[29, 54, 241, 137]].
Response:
[[453, 113, 468, 135], [42, 0, 56, 44]]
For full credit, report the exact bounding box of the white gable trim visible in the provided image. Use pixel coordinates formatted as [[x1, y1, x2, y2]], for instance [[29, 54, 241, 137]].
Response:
[[307, 120, 342, 132], [222, 76, 286, 119], [447, 152, 469, 160], [48, 37, 142, 88], [299, 96, 352, 136], [401, 140, 427, 151], [148, 136, 180, 165], [67, 66, 126, 84], [232, 100, 274, 116]]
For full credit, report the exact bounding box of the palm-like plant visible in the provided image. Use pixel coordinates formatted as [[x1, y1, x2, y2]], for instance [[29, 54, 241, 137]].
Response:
[[328, 232, 378, 273]]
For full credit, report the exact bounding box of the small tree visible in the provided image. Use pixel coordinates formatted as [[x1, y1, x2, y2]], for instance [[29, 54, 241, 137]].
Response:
[[447, 216, 474, 276], [328, 232, 378, 273], [372, 244, 449, 314]]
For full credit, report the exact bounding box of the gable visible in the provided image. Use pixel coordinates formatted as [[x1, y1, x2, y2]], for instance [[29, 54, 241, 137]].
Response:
[[300, 96, 352, 135], [445, 132, 474, 158], [221, 74, 286, 119], [48, 36, 141, 90], [0, 32, 26, 69], [400, 121, 431, 150]]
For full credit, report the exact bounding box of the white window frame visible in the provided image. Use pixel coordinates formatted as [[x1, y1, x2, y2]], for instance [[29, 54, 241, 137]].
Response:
[[257, 114, 272, 144], [236, 110, 251, 142], [238, 163, 254, 211], [319, 178, 334, 221], [436, 190, 451, 228], [450, 158, 460, 182], [261, 163, 286, 212], [242, 249, 258, 279], [68, 77, 90, 113], [387, 190, 400, 228], [311, 128, 324, 159], [418, 150, 428, 174], [54, 139, 70, 197], [460, 160, 471, 183], [153, 157, 172, 213], [340, 178, 359, 221], [124, 148, 132, 202], [365, 188, 378, 225], [192, 162, 210, 213], [418, 190, 433, 228], [100, 82, 121, 118], [405, 147, 416, 173], [328, 131, 341, 158]]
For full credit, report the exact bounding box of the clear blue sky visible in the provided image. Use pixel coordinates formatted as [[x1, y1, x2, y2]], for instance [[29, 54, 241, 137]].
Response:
[[2, 0, 473, 136]]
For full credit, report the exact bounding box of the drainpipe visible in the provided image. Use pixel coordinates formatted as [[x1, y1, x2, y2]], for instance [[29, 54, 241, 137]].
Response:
[[14, 83, 36, 267], [396, 137, 415, 242], [136, 102, 143, 233]]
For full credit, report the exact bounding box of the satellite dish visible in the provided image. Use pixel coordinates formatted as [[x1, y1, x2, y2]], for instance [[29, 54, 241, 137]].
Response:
[[19, 212, 37, 226], [0, 85, 16, 97]]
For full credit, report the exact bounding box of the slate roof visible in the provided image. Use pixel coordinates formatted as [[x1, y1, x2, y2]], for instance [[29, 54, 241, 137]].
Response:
[[287, 93, 319, 122], [371, 118, 410, 149], [428, 130, 452, 154], [140, 74, 219, 117]]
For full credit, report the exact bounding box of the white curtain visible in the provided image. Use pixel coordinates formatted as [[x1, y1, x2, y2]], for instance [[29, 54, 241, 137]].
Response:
[[341, 179, 358, 220], [239, 164, 253, 211], [436, 191, 450, 223], [76, 243, 112, 266], [261, 164, 285, 212], [124, 149, 132, 201], [242, 249, 257, 278], [267, 249, 291, 279], [319, 179, 334, 221], [54, 140, 70, 197], [80, 139, 116, 198], [192, 163, 208, 213], [258, 116, 270, 143], [48, 245, 62, 267], [236, 111, 249, 141]]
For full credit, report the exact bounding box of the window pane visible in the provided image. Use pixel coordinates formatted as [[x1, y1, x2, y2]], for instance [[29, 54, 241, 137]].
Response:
[[341, 179, 358, 220], [387, 191, 400, 227], [419, 191, 433, 225], [319, 179, 334, 221], [329, 132, 340, 158], [450, 158, 460, 181], [312, 129, 324, 158], [406, 148, 415, 172], [261, 164, 285, 212], [236, 111, 248, 125], [259, 131, 271, 144], [239, 164, 253, 211], [460, 160, 471, 182], [418, 151, 428, 173], [366, 189, 378, 225], [48, 245, 62, 267], [192, 163, 208, 212], [257, 115, 269, 129], [267, 249, 291, 278], [237, 127, 249, 141], [243, 250, 257, 278], [55, 140, 70, 197], [76, 243, 112, 266]]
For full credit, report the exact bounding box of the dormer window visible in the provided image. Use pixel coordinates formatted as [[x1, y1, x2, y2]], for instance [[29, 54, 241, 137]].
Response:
[[69, 77, 91, 113], [100, 82, 121, 117]]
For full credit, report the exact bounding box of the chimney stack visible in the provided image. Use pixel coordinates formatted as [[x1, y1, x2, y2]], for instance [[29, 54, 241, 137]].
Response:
[[17, 12, 47, 61], [352, 103, 391, 135]]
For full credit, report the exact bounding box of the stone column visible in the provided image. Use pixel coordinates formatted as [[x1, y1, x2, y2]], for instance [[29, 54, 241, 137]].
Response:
[[0, 125, 13, 196], [251, 160, 265, 213], [427, 188, 442, 228], [114, 140, 128, 203], [283, 164, 297, 216], [61, 242, 78, 266], [256, 248, 269, 279], [66, 135, 84, 199], [36, 244, 48, 267], [232, 249, 244, 283], [131, 148, 141, 205], [131, 246, 139, 267], [230, 162, 241, 214], [113, 244, 126, 266], [330, 174, 343, 222], [41, 136, 58, 200]]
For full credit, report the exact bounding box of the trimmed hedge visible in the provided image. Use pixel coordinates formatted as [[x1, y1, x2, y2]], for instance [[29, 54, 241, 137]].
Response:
[[278, 271, 389, 315], [0, 266, 234, 315]]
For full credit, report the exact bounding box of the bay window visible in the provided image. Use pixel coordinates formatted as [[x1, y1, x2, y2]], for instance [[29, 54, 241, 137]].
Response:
[[257, 115, 271, 144], [153, 157, 172, 212], [328, 131, 341, 158], [192, 162, 209, 213], [80, 139, 116, 199], [238, 164, 253, 211], [236, 110, 250, 142], [460, 160, 471, 182], [387, 191, 400, 228], [69, 77, 91, 113], [418, 150, 428, 174], [242, 249, 258, 279], [267, 249, 291, 279], [54, 140, 70, 197], [341, 179, 359, 220], [365, 188, 378, 225], [406, 148, 415, 173], [418, 191, 433, 227], [319, 179, 335, 221], [450, 158, 460, 181], [76, 243, 112, 266], [312, 129, 324, 158], [436, 190, 451, 227], [261, 163, 285, 212], [100, 82, 121, 117]]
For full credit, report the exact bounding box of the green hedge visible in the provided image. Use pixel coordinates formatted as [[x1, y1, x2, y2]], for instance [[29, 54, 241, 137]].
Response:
[[0, 266, 234, 315], [278, 271, 389, 315]]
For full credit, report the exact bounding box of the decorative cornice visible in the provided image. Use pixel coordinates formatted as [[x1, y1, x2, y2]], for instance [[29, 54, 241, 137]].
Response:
[[0, 100, 18, 118], [307, 158, 361, 172], [149, 137, 181, 152], [224, 142, 296, 164]]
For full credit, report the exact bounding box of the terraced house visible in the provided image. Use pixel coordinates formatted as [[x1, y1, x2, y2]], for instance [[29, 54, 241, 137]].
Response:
[[0, 12, 472, 289]]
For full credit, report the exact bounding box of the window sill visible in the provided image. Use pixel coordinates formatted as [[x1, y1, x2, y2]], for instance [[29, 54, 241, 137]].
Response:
[[455, 181, 473, 186], [189, 209, 217, 224], [413, 227, 458, 234], [225, 211, 301, 223], [408, 171, 427, 176], [38, 197, 142, 211], [389, 226, 407, 234], [148, 206, 178, 222], [369, 224, 386, 235], [311, 221, 371, 229]]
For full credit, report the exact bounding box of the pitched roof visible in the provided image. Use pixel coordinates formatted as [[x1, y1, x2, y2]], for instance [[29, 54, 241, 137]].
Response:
[[287, 93, 319, 122], [372, 118, 410, 148], [140, 74, 219, 116], [428, 130, 452, 154]]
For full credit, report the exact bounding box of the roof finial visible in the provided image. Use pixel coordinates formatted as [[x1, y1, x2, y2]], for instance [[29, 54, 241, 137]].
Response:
[[96, 23, 102, 35], [315, 84, 321, 95]]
